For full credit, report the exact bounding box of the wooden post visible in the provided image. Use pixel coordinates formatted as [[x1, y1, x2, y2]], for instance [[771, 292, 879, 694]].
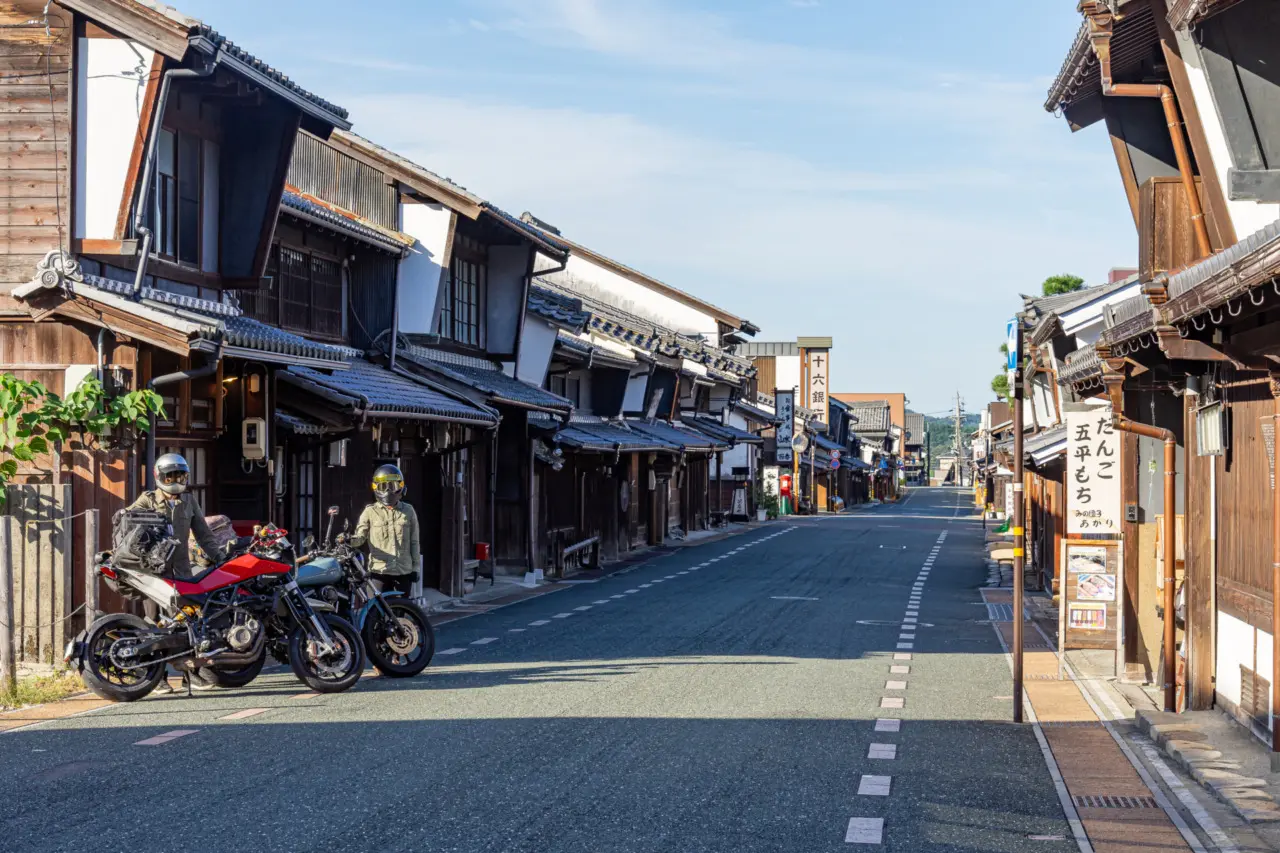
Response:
[[1013, 350, 1026, 724], [84, 510, 99, 627], [0, 520, 14, 696]]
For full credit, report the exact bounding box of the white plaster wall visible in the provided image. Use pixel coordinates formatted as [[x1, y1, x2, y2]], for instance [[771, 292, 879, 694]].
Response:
[[1177, 29, 1280, 240], [721, 410, 752, 472], [1217, 609, 1273, 729], [516, 318, 557, 386], [75, 38, 154, 240], [775, 354, 801, 394], [541, 254, 718, 339], [398, 203, 453, 334]]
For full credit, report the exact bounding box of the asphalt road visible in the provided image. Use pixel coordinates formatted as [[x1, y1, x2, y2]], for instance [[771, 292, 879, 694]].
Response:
[[0, 487, 1078, 852]]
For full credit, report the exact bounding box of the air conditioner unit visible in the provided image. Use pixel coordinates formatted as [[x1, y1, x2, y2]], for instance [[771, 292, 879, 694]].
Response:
[[1196, 400, 1227, 457]]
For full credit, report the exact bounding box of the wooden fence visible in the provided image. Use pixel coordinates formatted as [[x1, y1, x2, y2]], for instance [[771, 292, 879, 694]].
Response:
[[2, 484, 73, 668]]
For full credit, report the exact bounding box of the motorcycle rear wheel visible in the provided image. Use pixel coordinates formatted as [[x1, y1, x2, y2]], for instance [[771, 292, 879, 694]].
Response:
[[78, 613, 167, 702], [198, 653, 265, 689], [363, 600, 434, 678], [287, 615, 364, 693]]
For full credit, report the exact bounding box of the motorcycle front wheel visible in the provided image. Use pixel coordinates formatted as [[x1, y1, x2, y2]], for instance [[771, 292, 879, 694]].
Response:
[[363, 600, 434, 677], [78, 613, 167, 702], [287, 615, 364, 693]]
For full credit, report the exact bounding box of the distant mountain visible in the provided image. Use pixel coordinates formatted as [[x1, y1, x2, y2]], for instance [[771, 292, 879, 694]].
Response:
[[914, 411, 979, 452]]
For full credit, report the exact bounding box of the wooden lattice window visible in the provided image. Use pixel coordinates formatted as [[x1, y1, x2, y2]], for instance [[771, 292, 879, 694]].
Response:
[[438, 235, 486, 348]]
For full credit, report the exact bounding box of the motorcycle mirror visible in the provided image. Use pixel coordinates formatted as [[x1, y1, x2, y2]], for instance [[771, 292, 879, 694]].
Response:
[[327, 506, 339, 517], [302, 534, 316, 551]]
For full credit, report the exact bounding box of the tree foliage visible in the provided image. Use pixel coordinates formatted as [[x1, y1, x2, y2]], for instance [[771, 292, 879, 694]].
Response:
[[1042, 274, 1085, 296], [0, 374, 164, 504]]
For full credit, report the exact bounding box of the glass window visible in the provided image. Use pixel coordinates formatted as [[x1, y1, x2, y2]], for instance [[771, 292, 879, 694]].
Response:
[[149, 128, 212, 267], [438, 235, 487, 348], [177, 132, 201, 265]]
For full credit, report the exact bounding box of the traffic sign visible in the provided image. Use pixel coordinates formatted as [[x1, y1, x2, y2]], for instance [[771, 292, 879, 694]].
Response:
[[831, 449, 841, 460], [830, 458, 841, 471]]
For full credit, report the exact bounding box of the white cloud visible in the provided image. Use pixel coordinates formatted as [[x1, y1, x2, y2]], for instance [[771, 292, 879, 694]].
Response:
[[342, 93, 1132, 412]]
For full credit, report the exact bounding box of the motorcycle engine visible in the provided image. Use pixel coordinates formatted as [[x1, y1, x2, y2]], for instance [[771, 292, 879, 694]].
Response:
[[225, 611, 262, 653]]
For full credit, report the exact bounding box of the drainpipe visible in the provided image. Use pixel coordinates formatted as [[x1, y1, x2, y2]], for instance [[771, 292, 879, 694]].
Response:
[[144, 350, 220, 491], [1081, 3, 1212, 260], [131, 63, 215, 295], [1272, 387, 1280, 765], [1112, 412, 1178, 712]]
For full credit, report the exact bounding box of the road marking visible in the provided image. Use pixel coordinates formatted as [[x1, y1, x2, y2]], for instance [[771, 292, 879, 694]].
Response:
[[610, 595, 626, 599], [437, 648, 467, 655], [875, 719, 901, 732], [869, 742, 898, 761], [885, 680, 907, 690], [593, 600, 610, 604], [898, 633, 915, 641], [291, 692, 319, 699], [677, 571, 689, 575], [219, 708, 268, 721], [529, 620, 551, 626], [573, 606, 593, 611], [625, 589, 640, 593], [896, 643, 913, 650], [845, 817, 884, 844], [472, 637, 499, 644], [651, 579, 665, 584], [639, 584, 653, 588], [134, 729, 199, 746], [880, 697, 904, 709], [664, 575, 677, 579], [890, 665, 910, 674], [771, 595, 820, 601], [508, 628, 527, 633], [552, 613, 573, 618], [903, 617, 917, 624], [894, 652, 912, 661], [858, 775, 892, 796]]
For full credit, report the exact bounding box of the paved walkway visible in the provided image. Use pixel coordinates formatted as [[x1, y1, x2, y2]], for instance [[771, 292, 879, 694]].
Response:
[[984, 588, 1193, 852]]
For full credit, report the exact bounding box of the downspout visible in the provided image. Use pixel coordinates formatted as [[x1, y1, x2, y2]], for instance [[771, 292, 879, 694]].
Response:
[[130, 63, 216, 295], [1081, 3, 1212, 260], [1273, 390, 1280, 764], [1112, 412, 1178, 712], [145, 348, 220, 491]]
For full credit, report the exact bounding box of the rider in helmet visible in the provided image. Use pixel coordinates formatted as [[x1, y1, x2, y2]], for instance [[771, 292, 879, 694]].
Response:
[[127, 452, 223, 693], [127, 453, 221, 578], [350, 464, 421, 596]]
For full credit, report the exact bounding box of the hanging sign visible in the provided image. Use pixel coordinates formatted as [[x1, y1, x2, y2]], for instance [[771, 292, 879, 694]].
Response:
[[776, 390, 795, 464], [1066, 403, 1121, 535], [806, 349, 829, 418], [1006, 318, 1020, 387]]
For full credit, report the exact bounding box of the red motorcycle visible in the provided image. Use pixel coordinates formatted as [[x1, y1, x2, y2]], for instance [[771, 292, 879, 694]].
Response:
[[66, 521, 365, 701]]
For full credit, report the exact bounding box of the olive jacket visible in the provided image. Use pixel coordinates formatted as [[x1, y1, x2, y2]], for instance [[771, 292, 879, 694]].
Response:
[[351, 502, 421, 577]]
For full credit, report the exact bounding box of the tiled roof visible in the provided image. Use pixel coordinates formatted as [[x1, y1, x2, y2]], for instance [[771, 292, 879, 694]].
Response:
[[625, 419, 728, 452], [188, 25, 349, 126], [275, 410, 331, 436], [283, 359, 497, 425], [843, 401, 891, 433], [1022, 276, 1137, 318], [1060, 346, 1103, 386], [683, 416, 764, 446], [552, 419, 677, 453], [396, 341, 573, 413], [222, 316, 354, 364], [280, 188, 413, 254], [813, 433, 845, 454], [528, 285, 589, 331], [905, 413, 926, 446], [733, 399, 780, 426]]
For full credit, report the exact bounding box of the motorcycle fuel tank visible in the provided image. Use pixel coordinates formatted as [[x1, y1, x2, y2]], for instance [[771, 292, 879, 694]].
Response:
[[295, 555, 343, 587]]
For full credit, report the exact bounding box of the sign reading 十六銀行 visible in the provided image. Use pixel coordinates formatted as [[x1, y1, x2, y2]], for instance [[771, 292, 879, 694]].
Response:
[[1066, 403, 1121, 535], [806, 350, 829, 416]]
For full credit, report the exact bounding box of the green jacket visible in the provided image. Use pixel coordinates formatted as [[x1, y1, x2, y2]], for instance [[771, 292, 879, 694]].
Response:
[[352, 502, 421, 576], [126, 489, 221, 576]]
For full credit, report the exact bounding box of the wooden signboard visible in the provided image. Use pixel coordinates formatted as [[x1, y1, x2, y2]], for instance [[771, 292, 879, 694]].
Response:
[[1059, 539, 1125, 670]]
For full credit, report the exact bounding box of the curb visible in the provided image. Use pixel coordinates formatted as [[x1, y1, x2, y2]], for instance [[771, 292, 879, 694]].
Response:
[[1135, 710, 1280, 825]]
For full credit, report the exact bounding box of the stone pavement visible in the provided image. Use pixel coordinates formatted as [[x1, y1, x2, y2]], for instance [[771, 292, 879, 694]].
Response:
[[984, 587, 1195, 852]]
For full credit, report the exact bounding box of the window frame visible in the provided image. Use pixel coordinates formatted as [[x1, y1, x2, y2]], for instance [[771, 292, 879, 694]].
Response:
[[149, 127, 214, 270], [437, 234, 488, 349], [244, 240, 347, 343]]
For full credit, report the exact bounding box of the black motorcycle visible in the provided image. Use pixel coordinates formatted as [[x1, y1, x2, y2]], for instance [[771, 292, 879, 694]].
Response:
[[293, 507, 435, 678]]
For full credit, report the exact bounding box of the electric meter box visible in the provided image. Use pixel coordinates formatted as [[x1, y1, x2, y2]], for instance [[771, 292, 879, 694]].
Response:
[[242, 417, 268, 460]]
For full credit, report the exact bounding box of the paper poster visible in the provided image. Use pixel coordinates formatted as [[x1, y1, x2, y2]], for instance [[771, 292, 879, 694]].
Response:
[[1076, 573, 1116, 602], [1067, 602, 1107, 631], [1067, 545, 1107, 574]]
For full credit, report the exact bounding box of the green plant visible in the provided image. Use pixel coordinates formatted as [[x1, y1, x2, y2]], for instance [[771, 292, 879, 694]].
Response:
[[0, 374, 164, 504], [755, 485, 780, 519], [1042, 274, 1085, 297]]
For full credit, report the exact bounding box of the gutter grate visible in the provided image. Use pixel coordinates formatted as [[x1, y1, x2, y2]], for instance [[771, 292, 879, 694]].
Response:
[[1074, 795, 1159, 809]]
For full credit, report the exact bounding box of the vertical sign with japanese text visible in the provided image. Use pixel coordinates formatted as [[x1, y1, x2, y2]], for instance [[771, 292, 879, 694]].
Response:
[[776, 390, 795, 464], [1067, 403, 1121, 535], [806, 350, 829, 421]]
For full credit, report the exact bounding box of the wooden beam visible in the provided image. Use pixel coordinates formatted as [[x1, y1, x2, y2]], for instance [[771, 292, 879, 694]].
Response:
[[114, 52, 164, 241], [54, 0, 190, 60]]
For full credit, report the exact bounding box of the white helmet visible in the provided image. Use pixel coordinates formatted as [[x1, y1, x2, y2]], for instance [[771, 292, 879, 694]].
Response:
[[154, 453, 190, 496]]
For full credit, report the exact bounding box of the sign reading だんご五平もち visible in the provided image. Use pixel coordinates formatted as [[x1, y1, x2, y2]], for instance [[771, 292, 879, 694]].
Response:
[[1066, 403, 1121, 535]]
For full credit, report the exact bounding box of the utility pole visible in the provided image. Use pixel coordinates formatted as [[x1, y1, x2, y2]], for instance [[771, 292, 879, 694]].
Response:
[[953, 393, 964, 486], [1012, 325, 1026, 724]]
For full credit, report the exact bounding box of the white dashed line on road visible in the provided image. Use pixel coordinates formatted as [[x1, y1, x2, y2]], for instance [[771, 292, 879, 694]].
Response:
[[885, 680, 907, 690], [573, 606, 593, 611], [134, 729, 199, 746], [552, 613, 573, 619], [868, 743, 897, 760], [875, 719, 901, 732], [880, 697, 905, 709], [472, 637, 499, 645], [219, 709, 268, 721], [890, 665, 910, 674], [894, 653, 912, 661], [593, 600, 609, 604], [508, 628, 527, 633], [771, 596, 820, 601], [895, 643, 913, 651], [437, 648, 467, 655], [845, 817, 885, 844], [858, 775, 892, 796], [529, 620, 551, 626]]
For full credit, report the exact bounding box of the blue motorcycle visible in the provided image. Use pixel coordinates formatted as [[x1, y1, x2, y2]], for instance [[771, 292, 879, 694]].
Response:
[[294, 507, 435, 677]]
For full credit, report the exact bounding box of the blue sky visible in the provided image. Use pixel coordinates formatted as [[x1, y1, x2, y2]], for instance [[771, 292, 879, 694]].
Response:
[[181, 0, 1134, 418]]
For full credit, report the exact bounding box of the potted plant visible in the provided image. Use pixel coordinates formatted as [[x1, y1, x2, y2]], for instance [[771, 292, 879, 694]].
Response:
[[755, 487, 780, 522]]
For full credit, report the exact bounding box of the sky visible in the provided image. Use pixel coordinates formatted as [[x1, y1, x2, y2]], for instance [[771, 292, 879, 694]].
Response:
[[180, 0, 1135, 418]]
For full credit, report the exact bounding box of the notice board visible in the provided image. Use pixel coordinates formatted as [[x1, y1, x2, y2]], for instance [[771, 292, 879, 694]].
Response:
[[1059, 539, 1124, 663]]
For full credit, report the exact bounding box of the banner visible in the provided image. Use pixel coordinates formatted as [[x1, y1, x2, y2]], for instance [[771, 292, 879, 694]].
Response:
[[1066, 403, 1121, 535], [776, 390, 795, 464]]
